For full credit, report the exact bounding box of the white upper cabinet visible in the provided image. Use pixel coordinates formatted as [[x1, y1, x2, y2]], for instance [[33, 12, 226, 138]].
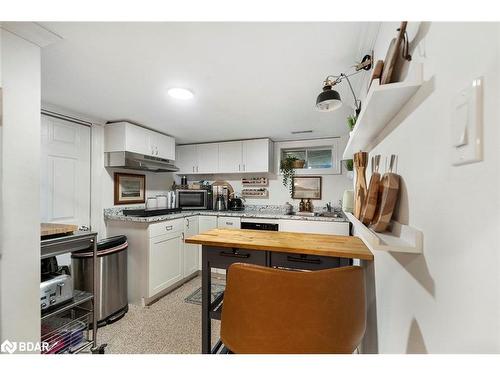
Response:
[[104, 122, 176, 160], [242, 138, 272, 173], [218, 141, 243, 173], [197, 143, 219, 173], [176, 138, 272, 175], [176, 144, 198, 174], [176, 143, 219, 174], [150, 130, 176, 160]]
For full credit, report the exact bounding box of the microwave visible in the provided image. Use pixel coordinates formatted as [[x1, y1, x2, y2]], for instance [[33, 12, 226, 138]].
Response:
[[176, 189, 212, 210]]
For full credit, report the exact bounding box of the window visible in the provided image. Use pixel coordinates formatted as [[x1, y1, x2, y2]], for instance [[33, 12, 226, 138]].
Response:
[[276, 138, 341, 175], [281, 147, 333, 169]]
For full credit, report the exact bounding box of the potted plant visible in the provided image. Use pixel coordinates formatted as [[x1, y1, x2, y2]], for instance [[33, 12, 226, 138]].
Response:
[[292, 159, 306, 169], [280, 156, 298, 196], [344, 159, 354, 180], [347, 115, 356, 134]]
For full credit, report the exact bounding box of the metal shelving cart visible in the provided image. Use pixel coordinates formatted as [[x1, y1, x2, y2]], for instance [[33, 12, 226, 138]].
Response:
[[41, 231, 104, 354]]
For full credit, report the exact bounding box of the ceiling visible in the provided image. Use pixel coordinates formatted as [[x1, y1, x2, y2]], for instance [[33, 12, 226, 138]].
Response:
[[41, 22, 375, 143]]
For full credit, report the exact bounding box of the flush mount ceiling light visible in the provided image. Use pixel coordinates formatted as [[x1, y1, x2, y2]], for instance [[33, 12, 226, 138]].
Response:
[[168, 88, 194, 100], [316, 54, 372, 116]]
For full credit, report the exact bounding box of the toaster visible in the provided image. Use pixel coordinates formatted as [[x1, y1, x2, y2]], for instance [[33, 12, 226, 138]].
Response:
[[40, 273, 73, 311]]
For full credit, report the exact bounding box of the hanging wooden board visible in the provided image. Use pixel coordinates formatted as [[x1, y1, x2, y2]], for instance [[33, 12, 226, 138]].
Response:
[[361, 172, 381, 225], [371, 172, 400, 232], [353, 152, 368, 219]]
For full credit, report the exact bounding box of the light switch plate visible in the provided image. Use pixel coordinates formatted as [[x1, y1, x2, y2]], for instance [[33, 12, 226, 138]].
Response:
[[451, 77, 483, 166]]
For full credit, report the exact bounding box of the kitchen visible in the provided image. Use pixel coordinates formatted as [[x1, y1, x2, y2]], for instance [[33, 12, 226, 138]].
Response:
[[1, 3, 500, 372]]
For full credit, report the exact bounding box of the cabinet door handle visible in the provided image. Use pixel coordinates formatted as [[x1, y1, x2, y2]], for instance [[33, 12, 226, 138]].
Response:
[[165, 225, 173, 231], [186, 219, 190, 228], [226, 222, 233, 226], [286, 255, 321, 264], [243, 164, 246, 171], [196, 166, 199, 172], [238, 164, 241, 171], [181, 232, 185, 240], [219, 250, 250, 258], [192, 166, 195, 172]]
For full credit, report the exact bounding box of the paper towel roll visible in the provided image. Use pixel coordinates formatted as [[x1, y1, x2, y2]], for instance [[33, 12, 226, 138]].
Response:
[[342, 190, 354, 213]]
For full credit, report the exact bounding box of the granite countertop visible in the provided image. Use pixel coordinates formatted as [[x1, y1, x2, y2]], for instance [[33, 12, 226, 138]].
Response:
[[104, 205, 350, 224]]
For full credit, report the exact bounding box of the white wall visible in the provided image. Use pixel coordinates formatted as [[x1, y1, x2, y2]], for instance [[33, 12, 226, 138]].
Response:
[[360, 22, 500, 353], [0, 29, 41, 347]]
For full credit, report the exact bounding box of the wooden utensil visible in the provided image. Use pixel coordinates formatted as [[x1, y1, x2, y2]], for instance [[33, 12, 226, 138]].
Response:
[[380, 22, 410, 85], [353, 151, 368, 219], [371, 155, 400, 232], [360, 155, 381, 225]]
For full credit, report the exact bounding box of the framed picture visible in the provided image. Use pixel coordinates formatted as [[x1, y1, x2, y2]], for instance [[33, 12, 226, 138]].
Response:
[[292, 176, 322, 200], [114, 173, 146, 205]]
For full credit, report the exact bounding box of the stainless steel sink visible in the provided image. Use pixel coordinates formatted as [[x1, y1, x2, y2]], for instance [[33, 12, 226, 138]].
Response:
[[318, 212, 345, 218]]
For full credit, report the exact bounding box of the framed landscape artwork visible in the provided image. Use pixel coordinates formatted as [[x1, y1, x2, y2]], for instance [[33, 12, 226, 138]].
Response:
[[114, 172, 146, 205], [292, 176, 322, 199]]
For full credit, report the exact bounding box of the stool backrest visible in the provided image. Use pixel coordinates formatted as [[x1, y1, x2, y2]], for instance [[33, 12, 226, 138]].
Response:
[[221, 263, 366, 354]]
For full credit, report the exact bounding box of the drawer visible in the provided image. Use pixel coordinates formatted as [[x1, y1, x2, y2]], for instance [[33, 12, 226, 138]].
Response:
[[205, 246, 266, 269], [217, 216, 241, 229], [149, 218, 184, 238], [270, 251, 349, 271]]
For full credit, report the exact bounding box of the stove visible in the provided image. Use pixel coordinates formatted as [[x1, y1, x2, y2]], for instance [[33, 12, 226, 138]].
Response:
[[122, 208, 182, 217]]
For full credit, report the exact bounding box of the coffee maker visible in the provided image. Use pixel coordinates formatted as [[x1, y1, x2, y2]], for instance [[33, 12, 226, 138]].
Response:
[[212, 185, 229, 211]]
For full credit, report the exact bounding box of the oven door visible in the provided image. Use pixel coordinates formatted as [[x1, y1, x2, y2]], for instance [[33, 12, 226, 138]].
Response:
[[176, 190, 208, 210]]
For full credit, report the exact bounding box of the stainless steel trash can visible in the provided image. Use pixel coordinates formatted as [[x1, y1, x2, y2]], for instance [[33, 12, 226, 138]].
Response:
[[72, 235, 128, 326]]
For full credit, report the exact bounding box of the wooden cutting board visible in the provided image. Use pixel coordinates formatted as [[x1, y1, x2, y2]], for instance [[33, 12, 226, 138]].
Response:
[[371, 173, 400, 232], [368, 60, 384, 90], [380, 22, 408, 85], [41, 223, 78, 237], [360, 171, 381, 225], [353, 152, 368, 219]]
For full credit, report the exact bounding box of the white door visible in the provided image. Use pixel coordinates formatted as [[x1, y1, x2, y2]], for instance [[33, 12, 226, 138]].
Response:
[[41, 115, 91, 229], [148, 233, 183, 297], [183, 217, 199, 277], [176, 144, 197, 174], [218, 141, 242, 173], [243, 139, 269, 173], [196, 143, 219, 173]]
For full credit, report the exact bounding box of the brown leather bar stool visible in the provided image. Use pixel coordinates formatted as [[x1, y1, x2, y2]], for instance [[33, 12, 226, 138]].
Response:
[[220, 263, 366, 354]]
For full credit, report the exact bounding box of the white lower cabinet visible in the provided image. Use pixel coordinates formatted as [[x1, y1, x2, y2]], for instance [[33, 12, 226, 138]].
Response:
[[148, 231, 183, 297], [217, 216, 241, 229], [279, 220, 349, 235], [183, 216, 200, 277]]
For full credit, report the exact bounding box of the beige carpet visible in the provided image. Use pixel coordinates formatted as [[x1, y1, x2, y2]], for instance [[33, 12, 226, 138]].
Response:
[[97, 275, 222, 354]]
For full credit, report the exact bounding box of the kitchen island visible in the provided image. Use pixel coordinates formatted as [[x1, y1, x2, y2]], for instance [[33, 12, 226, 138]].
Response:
[[185, 228, 373, 354]]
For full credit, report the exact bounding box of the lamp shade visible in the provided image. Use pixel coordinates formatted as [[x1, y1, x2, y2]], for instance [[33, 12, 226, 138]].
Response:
[[316, 85, 342, 112]]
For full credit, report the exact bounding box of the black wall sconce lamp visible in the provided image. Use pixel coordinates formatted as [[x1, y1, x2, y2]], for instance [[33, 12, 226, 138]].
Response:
[[316, 54, 372, 116]]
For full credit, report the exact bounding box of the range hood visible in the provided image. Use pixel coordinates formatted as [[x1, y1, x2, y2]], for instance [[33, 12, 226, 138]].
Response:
[[104, 151, 179, 173]]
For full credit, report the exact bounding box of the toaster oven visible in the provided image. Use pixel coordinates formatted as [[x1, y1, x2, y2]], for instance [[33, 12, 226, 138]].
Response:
[[40, 273, 73, 311]]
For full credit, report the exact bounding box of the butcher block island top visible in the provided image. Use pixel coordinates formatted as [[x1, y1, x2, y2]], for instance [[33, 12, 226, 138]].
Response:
[[185, 228, 373, 260]]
